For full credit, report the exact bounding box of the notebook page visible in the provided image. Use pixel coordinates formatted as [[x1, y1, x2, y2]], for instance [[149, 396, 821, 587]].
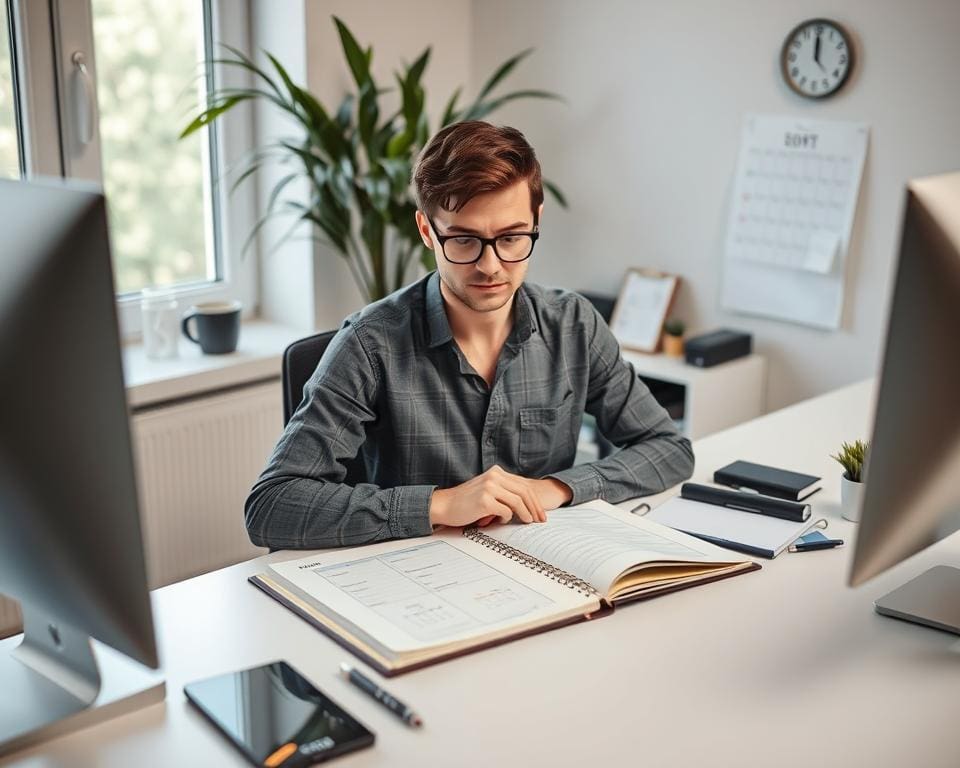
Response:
[[268, 530, 595, 654], [479, 501, 744, 596]]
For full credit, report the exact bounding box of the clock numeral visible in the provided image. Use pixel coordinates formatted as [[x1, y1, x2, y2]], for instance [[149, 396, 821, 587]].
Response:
[[829, 29, 835, 40], [800, 76, 807, 85], [811, 80, 818, 91], [803, 28, 810, 39], [822, 78, 829, 88], [837, 41, 846, 50], [839, 54, 848, 64], [788, 52, 797, 62], [792, 40, 802, 49], [833, 69, 840, 77], [791, 66, 799, 77], [815, 24, 824, 34]]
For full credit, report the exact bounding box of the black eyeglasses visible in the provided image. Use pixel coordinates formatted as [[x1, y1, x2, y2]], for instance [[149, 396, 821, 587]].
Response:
[[428, 217, 539, 265]]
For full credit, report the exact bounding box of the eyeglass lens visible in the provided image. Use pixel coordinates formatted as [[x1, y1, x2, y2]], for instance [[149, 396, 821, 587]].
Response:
[[444, 234, 534, 263]]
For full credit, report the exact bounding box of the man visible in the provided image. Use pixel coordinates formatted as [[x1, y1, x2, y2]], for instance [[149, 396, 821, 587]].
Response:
[[245, 121, 694, 549]]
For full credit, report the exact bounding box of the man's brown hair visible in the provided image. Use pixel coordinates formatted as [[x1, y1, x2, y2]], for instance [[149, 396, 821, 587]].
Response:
[[413, 121, 543, 222]]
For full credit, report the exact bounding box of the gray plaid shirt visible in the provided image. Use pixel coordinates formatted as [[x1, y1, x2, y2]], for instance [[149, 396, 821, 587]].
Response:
[[245, 271, 694, 549]]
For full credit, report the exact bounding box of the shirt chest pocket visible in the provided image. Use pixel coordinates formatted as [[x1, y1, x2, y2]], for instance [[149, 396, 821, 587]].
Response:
[[518, 393, 577, 474]]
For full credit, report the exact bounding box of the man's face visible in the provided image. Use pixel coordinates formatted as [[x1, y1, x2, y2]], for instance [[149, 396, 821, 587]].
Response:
[[417, 180, 539, 315]]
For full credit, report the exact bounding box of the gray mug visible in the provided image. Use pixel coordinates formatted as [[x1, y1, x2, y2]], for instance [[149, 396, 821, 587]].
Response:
[[182, 301, 242, 354]]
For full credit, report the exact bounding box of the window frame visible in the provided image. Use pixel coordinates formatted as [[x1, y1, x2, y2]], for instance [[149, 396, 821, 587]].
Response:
[[11, 0, 257, 339]]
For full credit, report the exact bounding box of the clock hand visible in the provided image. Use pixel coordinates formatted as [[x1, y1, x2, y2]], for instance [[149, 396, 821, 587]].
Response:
[[814, 34, 826, 71]]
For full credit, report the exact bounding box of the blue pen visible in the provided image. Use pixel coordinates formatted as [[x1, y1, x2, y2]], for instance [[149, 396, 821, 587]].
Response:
[[789, 537, 844, 552]]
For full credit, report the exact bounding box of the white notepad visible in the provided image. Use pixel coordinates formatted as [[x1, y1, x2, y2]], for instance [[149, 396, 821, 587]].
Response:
[[646, 497, 819, 559]]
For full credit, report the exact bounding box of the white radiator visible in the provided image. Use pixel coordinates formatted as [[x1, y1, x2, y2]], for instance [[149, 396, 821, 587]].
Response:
[[131, 380, 281, 588], [0, 380, 284, 639]]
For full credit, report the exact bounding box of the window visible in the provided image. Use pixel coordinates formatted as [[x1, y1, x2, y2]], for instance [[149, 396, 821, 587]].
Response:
[[8, 0, 256, 336], [0, 1, 20, 178], [91, 0, 219, 295]]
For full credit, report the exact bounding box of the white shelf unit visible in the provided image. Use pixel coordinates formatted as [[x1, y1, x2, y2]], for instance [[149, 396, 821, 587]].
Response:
[[622, 350, 767, 440]]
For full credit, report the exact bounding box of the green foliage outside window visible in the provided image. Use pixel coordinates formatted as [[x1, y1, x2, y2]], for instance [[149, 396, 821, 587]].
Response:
[[93, 0, 211, 294]]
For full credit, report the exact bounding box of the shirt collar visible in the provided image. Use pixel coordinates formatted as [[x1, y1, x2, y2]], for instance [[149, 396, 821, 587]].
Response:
[[425, 271, 537, 349]]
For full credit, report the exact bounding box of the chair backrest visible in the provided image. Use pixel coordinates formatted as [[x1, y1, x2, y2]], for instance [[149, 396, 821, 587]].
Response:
[[281, 330, 338, 426]]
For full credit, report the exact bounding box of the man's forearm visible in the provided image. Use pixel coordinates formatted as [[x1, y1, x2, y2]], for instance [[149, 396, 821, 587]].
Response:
[[547, 431, 694, 506], [244, 476, 435, 549]]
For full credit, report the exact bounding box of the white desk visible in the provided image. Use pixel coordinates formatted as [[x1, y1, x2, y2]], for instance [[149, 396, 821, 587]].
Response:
[[7, 379, 960, 768]]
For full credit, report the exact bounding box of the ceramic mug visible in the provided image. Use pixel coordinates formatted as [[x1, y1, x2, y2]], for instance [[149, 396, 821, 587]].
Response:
[[182, 301, 242, 354]]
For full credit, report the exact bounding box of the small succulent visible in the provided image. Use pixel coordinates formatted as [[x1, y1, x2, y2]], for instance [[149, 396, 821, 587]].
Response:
[[663, 319, 685, 337], [832, 439, 868, 483]]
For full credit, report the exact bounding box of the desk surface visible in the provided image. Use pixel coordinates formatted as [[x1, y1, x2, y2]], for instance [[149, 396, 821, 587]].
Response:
[[7, 379, 960, 768]]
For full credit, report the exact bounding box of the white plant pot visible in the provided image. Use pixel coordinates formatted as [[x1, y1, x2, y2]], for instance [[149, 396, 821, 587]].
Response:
[[840, 472, 864, 522]]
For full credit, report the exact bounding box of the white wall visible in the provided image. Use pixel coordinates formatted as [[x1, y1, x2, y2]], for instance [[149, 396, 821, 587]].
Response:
[[470, 0, 960, 409], [252, 0, 317, 331]]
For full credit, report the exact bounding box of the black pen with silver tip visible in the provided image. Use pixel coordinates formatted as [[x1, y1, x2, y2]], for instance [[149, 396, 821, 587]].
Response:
[[340, 662, 423, 728]]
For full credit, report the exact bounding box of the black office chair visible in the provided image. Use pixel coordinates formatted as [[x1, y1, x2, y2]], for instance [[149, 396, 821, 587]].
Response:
[[281, 329, 338, 426]]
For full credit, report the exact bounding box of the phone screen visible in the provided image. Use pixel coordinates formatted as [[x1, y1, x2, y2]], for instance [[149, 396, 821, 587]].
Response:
[[185, 661, 375, 767]]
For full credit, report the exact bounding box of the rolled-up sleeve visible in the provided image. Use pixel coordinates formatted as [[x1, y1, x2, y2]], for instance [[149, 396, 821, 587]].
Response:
[[244, 323, 434, 549]]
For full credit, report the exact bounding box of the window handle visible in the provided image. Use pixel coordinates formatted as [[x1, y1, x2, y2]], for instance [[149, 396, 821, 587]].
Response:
[[71, 51, 96, 145]]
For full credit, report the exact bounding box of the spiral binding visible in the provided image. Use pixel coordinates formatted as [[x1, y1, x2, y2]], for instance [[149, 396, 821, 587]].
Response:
[[463, 527, 600, 599]]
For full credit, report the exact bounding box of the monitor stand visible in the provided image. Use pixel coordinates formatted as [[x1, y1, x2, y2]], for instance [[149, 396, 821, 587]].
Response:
[[0, 607, 165, 757], [874, 565, 960, 634]]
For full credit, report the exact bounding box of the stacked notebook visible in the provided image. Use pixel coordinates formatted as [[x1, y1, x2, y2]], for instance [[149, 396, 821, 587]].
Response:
[[250, 500, 759, 676], [714, 460, 822, 501]]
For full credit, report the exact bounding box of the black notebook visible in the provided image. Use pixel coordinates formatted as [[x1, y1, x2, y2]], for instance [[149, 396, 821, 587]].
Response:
[[714, 460, 821, 502]]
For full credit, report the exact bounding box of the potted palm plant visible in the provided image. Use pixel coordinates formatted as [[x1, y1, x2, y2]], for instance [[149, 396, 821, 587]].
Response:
[[832, 439, 868, 522], [181, 17, 566, 303]]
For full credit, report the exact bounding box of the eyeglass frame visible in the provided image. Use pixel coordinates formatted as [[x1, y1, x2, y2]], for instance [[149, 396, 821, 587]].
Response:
[[427, 216, 540, 265]]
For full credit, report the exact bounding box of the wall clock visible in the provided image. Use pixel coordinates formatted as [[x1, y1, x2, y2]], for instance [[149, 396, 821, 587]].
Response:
[[781, 18, 854, 99]]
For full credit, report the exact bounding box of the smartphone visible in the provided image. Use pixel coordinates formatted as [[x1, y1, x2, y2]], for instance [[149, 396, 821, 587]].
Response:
[[185, 661, 375, 767]]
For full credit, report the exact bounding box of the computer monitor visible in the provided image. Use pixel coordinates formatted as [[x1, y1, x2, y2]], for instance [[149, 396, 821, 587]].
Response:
[[0, 178, 164, 755], [849, 171, 960, 633]]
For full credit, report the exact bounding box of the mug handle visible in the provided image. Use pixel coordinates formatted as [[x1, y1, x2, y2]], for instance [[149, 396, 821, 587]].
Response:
[[181, 312, 200, 345]]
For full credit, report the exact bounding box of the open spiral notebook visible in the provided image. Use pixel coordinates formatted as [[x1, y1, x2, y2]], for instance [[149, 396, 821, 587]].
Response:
[[250, 500, 760, 676]]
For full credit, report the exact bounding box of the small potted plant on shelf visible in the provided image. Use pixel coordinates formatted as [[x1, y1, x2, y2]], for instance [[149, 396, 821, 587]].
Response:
[[662, 319, 685, 357], [832, 439, 868, 522]]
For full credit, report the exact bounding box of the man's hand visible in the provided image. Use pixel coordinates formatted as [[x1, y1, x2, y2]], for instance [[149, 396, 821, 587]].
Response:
[[429, 466, 572, 529]]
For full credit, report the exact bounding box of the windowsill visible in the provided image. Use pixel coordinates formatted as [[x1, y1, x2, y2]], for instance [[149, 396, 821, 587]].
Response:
[[123, 320, 311, 409]]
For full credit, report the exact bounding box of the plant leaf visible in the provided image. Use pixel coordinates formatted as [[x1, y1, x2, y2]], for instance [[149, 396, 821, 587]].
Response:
[[460, 89, 562, 122], [335, 93, 354, 129], [407, 47, 430, 86], [474, 48, 533, 104], [357, 81, 380, 154], [371, 119, 397, 159], [266, 172, 301, 215], [543, 178, 568, 208], [179, 94, 251, 138], [440, 86, 461, 127], [334, 16, 372, 88], [216, 44, 284, 98]]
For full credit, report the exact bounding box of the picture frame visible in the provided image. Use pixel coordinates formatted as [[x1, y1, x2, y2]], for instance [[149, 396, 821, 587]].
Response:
[[609, 269, 680, 353]]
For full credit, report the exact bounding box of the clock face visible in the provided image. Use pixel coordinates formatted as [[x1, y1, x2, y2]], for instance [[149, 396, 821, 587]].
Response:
[[781, 19, 853, 99]]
